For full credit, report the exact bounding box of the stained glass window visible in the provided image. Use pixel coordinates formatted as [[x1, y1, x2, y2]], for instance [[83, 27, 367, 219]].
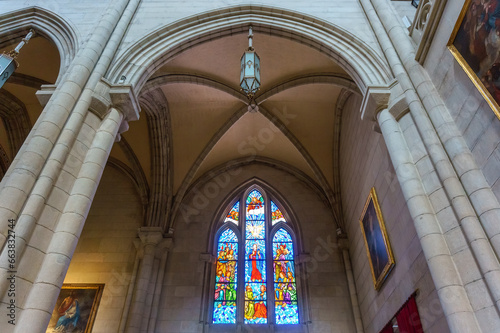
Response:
[[213, 228, 238, 323], [245, 190, 267, 324], [213, 188, 299, 325], [271, 201, 287, 225], [273, 228, 299, 324], [225, 201, 240, 224]]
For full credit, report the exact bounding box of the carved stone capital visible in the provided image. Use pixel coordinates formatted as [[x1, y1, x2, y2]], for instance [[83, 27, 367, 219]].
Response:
[[138, 226, 164, 246], [89, 78, 140, 121]]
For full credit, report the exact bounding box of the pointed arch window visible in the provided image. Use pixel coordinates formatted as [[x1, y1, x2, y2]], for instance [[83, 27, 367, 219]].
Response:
[[211, 187, 300, 325]]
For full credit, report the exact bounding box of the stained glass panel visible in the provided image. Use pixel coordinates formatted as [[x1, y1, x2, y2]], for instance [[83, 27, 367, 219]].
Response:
[[246, 190, 264, 220], [245, 259, 266, 282], [245, 189, 267, 324], [224, 201, 239, 224], [273, 228, 298, 324], [213, 228, 238, 324], [273, 228, 292, 242], [244, 301, 268, 324], [275, 302, 299, 324], [271, 201, 287, 224], [246, 219, 265, 239], [213, 303, 237, 324]]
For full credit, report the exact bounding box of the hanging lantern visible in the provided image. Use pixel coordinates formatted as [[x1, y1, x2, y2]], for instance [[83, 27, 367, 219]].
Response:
[[0, 29, 34, 89], [240, 26, 260, 99]]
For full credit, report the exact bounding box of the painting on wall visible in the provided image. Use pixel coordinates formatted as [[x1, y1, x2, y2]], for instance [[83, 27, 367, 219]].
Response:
[[448, 0, 500, 120], [359, 187, 395, 291], [46, 284, 104, 333]]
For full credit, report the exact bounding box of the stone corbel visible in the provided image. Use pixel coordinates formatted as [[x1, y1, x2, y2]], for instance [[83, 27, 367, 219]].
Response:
[[35, 84, 57, 106], [199, 253, 216, 263]]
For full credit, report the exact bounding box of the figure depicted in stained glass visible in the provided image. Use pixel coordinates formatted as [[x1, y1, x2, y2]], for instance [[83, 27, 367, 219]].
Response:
[[273, 228, 299, 324], [271, 201, 287, 224], [246, 190, 264, 220], [213, 228, 238, 324], [249, 243, 263, 282], [244, 285, 256, 320], [225, 201, 240, 224], [254, 285, 267, 318]]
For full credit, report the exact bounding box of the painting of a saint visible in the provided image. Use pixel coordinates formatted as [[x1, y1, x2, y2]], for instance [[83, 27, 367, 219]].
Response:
[[360, 187, 394, 290], [449, 0, 500, 120], [46, 284, 104, 333]]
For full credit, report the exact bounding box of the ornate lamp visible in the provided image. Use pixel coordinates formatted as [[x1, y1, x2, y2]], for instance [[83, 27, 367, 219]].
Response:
[[0, 29, 34, 89], [240, 26, 261, 100]]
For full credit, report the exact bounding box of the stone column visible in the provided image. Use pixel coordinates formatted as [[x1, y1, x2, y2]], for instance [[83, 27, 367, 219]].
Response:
[[377, 109, 481, 333], [12, 107, 125, 333], [125, 227, 164, 333], [338, 236, 364, 333], [147, 238, 172, 333]]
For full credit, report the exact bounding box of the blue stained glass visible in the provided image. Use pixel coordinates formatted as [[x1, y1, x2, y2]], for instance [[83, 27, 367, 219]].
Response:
[[273, 228, 292, 242], [219, 228, 238, 243], [213, 303, 237, 324], [214, 283, 237, 301], [245, 240, 266, 257], [245, 283, 267, 300], [246, 190, 265, 220], [275, 302, 299, 324], [245, 259, 266, 282], [224, 201, 239, 224], [271, 201, 287, 224], [244, 301, 268, 324], [246, 219, 265, 239], [272, 242, 294, 260]]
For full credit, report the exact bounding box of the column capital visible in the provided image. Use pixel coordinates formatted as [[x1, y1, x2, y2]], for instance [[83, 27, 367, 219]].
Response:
[[90, 78, 140, 122], [137, 226, 164, 245], [360, 80, 399, 121]]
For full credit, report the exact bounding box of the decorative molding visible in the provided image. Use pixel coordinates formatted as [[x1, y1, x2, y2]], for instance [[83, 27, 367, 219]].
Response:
[[409, 0, 448, 64], [139, 89, 173, 230], [8, 72, 49, 89]]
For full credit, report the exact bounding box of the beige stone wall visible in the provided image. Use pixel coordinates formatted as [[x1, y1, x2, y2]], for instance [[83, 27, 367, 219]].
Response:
[[157, 164, 356, 333], [61, 165, 142, 333], [339, 95, 449, 333], [423, 0, 500, 202]]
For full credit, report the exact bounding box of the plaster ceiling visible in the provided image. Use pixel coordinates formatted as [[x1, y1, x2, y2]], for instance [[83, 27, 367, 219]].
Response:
[[140, 32, 353, 197]]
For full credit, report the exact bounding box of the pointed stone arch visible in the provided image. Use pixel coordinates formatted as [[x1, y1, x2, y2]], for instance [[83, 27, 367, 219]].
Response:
[[0, 6, 80, 84], [108, 5, 393, 94]]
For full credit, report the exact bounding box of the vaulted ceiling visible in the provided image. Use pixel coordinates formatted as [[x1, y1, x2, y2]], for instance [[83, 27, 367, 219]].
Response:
[[0, 31, 359, 230]]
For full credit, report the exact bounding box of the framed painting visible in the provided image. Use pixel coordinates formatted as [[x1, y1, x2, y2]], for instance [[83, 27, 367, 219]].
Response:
[[46, 284, 104, 333], [359, 187, 395, 290], [448, 0, 500, 120]]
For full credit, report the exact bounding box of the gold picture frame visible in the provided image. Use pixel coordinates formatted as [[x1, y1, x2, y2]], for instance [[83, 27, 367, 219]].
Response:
[[359, 187, 395, 290], [447, 0, 500, 121], [46, 283, 104, 333]]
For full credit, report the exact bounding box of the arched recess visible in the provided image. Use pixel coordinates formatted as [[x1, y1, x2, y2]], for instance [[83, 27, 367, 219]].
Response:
[[0, 6, 80, 84], [107, 5, 393, 93], [0, 90, 31, 156], [202, 179, 308, 327]]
